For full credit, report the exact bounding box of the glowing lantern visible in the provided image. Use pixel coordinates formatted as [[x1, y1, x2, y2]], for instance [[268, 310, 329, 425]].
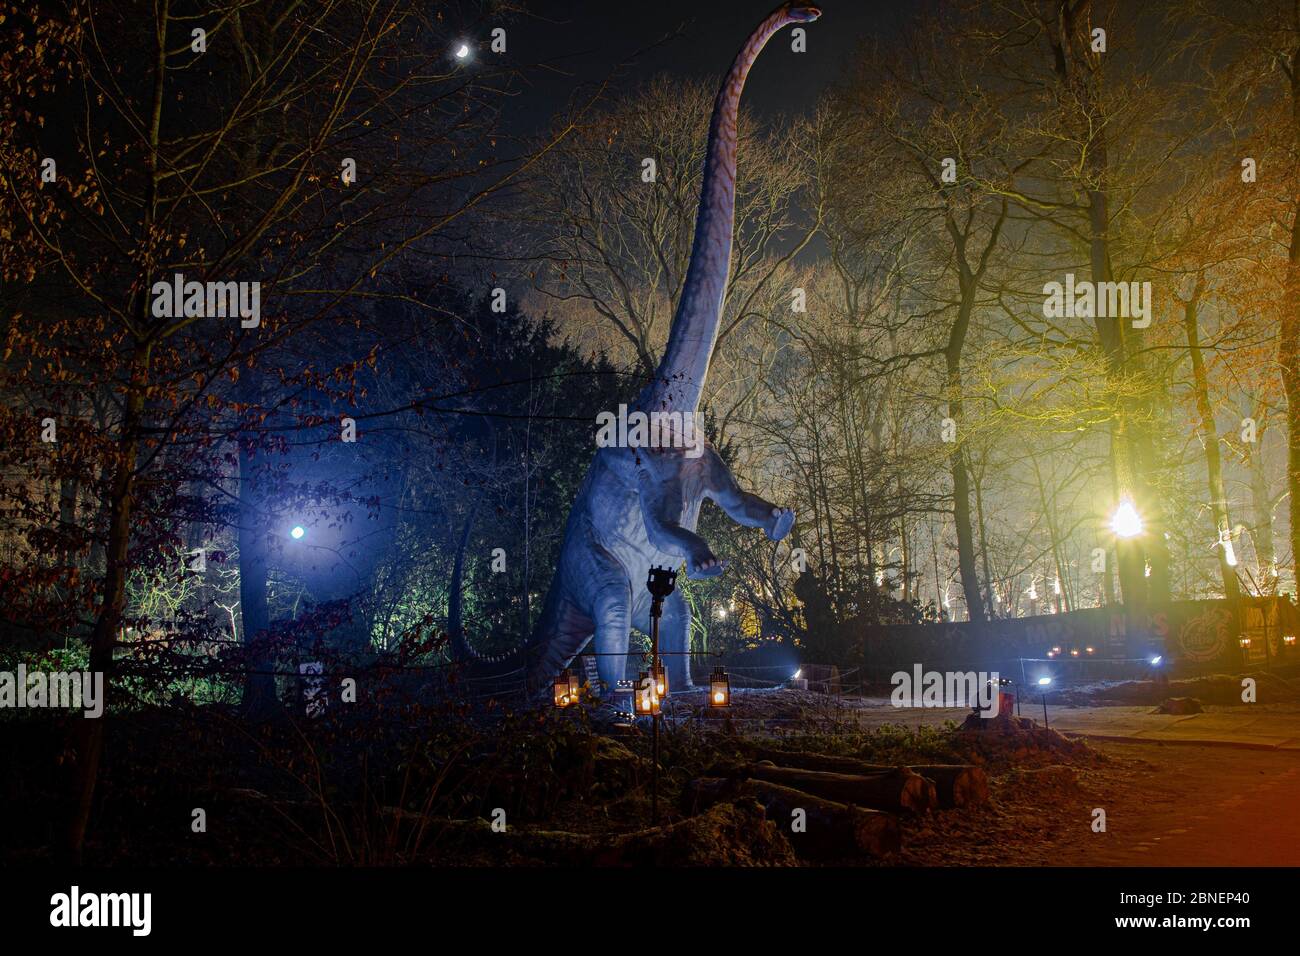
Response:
[[635, 671, 659, 716], [709, 666, 731, 708], [553, 669, 575, 709], [652, 664, 668, 699]]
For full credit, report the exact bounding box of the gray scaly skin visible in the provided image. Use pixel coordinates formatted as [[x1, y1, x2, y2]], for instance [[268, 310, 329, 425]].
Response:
[[455, 3, 819, 696]]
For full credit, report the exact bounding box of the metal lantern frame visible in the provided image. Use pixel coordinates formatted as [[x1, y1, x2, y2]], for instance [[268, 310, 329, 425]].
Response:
[[709, 666, 731, 708], [553, 668, 577, 709]]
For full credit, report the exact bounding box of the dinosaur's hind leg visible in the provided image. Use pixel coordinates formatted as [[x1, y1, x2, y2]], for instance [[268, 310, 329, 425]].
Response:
[[659, 590, 694, 691], [632, 589, 694, 692], [591, 578, 634, 694]]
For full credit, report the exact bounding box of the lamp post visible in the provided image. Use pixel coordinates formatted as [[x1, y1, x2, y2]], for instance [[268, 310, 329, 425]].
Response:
[[645, 565, 678, 825], [1037, 676, 1052, 729]]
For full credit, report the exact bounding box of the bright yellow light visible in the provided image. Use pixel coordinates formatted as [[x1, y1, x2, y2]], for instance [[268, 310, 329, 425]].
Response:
[[713, 691, 724, 703], [1111, 500, 1142, 538]]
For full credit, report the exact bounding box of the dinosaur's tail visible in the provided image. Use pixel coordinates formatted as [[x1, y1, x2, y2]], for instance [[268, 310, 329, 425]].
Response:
[[447, 506, 552, 690]]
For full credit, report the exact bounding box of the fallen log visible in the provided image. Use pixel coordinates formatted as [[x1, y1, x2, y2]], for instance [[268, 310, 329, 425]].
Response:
[[424, 798, 797, 866], [684, 777, 899, 859], [747, 748, 889, 775], [741, 763, 938, 813], [745, 749, 988, 808]]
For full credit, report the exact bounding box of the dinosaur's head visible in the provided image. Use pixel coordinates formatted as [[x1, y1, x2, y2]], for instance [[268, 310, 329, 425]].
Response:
[[784, 3, 822, 23]]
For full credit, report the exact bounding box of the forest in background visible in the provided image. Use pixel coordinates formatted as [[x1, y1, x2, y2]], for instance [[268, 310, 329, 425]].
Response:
[[2, 0, 1297, 719]]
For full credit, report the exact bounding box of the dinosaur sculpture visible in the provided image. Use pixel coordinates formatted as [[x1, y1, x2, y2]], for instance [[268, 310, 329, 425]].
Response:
[[453, 2, 818, 696]]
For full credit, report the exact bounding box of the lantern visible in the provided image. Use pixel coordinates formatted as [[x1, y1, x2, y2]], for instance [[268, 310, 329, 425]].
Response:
[[553, 669, 575, 709], [635, 671, 660, 716], [653, 663, 668, 698], [709, 666, 731, 708]]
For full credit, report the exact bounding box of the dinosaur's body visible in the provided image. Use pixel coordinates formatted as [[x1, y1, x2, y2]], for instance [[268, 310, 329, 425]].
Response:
[[456, 3, 819, 695]]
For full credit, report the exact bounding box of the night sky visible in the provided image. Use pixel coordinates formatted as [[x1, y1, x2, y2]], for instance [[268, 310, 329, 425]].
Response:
[[497, 1, 899, 135]]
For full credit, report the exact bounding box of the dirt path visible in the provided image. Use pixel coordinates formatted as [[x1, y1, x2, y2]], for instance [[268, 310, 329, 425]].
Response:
[[1049, 743, 1300, 866], [890, 742, 1300, 867]]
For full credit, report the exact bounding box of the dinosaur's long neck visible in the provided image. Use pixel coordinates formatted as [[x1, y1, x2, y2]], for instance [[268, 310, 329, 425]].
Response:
[[639, 5, 794, 415]]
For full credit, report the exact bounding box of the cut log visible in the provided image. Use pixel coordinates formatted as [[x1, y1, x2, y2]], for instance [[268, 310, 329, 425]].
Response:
[[745, 749, 988, 809], [741, 763, 938, 813], [684, 778, 899, 859], [906, 765, 989, 809]]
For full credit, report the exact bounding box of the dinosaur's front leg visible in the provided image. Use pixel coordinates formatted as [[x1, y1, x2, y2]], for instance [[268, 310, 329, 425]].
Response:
[[638, 470, 726, 579], [703, 447, 795, 541]]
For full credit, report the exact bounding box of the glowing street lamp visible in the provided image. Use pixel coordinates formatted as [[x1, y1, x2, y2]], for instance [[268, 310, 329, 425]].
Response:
[[1111, 499, 1143, 538], [290, 525, 305, 540]]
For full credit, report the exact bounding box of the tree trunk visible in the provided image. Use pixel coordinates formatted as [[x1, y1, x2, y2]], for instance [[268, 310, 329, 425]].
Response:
[[1184, 291, 1240, 602], [237, 373, 280, 718], [948, 303, 985, 622], [65, 352, 148, 862], [1245, 413, 1277, 592], [1282, 62, 1300, 599]]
